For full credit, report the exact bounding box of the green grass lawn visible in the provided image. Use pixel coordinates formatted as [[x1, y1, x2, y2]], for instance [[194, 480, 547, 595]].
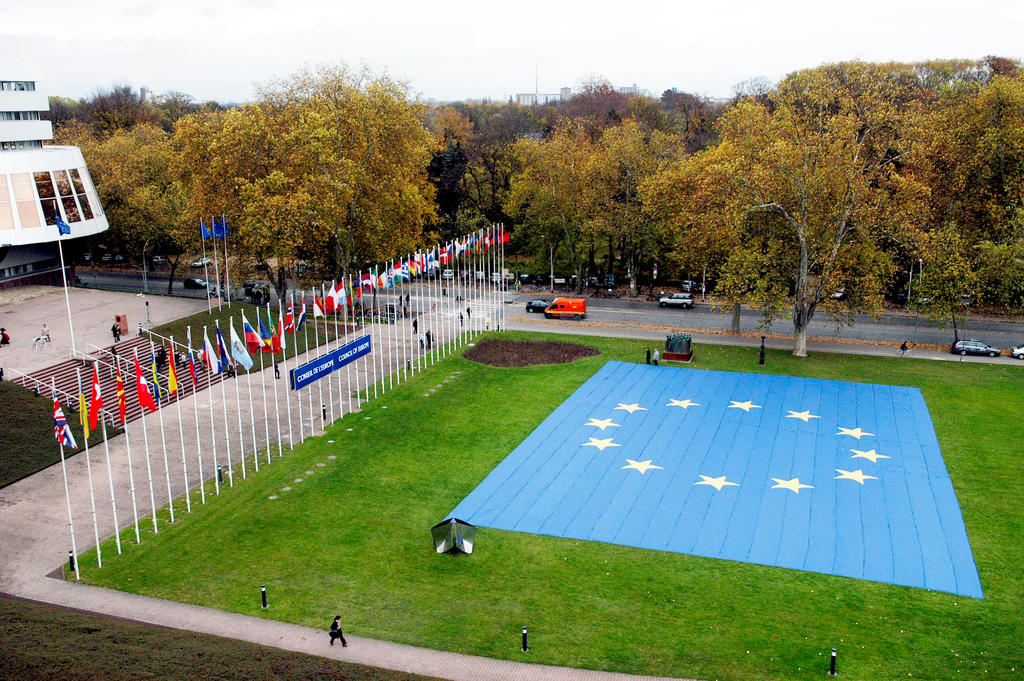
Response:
[[0, 381, 121, 488], [76, 333, 1024, 680], [0, 595, 443, 681]]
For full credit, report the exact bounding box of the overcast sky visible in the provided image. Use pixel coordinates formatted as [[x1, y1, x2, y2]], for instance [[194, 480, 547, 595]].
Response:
[[4, 0, 1023, 104]]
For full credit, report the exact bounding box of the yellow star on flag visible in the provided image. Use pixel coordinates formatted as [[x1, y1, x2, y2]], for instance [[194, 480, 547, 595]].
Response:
[[770, 477, 814, 494], [835, 469, 878, 484], [694, 475, 739, 491], [837, 426, 874, 439], [582, 437, 621, 452], [728, 400, 761, 412], [621, 459, 663, 474], [786, 410, 820, 422], [614, 403, 647, 414], [585, 417, 620, 431], [667, 398, 700, 409], [850, 449, 890, 463]]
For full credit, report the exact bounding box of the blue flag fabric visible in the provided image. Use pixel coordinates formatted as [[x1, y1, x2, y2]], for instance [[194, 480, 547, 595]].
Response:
[[200, 219, 212, 240], [56, 217, 71, 235], [216, 217, 230, 238], [215, 327, 234, 371], [450, 361, 984, 599]]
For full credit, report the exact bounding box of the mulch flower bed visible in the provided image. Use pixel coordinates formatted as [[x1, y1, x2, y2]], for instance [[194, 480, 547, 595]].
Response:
[[464, 339, 600, 367]]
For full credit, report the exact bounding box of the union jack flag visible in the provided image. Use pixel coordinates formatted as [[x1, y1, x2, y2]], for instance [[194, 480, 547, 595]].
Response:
[[54, 399, 77, 449]]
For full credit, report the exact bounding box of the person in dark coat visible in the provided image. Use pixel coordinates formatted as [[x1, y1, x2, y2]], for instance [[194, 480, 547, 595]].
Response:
[[412, 318, 418, 334], [329, 615, 347, 646]]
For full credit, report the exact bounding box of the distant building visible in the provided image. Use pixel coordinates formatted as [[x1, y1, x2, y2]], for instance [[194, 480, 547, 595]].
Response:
[[515, 88, 572, 106], [616, 83, 640, 97], [139, 86, 157, 103], [0, 79, 108, 289]]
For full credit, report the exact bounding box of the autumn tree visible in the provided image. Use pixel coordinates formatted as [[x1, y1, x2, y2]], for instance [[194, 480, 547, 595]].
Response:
[[675, 62, 930, 355]]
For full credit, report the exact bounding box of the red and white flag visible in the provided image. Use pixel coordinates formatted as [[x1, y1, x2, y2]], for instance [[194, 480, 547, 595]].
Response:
[[88, 364, 103, 430], [134, 353, 157, 412]]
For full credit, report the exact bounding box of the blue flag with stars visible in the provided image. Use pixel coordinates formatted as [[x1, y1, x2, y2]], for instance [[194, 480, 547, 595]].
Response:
[[450, 361, 983, 599]]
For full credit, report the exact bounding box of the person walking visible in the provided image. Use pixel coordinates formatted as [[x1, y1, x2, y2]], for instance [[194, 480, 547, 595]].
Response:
[[652, 348, 660, 366], [111, 323, 121, 343], [899, 340, 909, 357], [412, 318, 418, 335], [0, 327, 9, 347], [329, 615, 347, 647], [645, 348, 651, 365], [40, 323, 50, 343]]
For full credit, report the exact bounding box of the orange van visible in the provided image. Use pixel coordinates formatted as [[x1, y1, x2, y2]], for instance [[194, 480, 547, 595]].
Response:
[[544, 297, 587, 320]]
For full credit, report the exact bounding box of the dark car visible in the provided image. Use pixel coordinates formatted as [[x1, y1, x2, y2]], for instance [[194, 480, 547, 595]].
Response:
[[658, 293, 694, 309], [183, 277, 208, 289], [603, 274, 615, 287], [950, 339, 1001, 357], [526, 299, 553, 313]]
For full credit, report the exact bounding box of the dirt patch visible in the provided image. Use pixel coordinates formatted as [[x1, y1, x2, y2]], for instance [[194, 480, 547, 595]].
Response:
[[464, 338, 600, 367]]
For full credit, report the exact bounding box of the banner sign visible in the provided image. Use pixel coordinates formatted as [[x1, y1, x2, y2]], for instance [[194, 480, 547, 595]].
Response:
[[290, 335, 371, 391]]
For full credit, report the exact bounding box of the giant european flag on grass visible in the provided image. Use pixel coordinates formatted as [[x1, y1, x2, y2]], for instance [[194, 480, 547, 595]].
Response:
[[450, 361, 983, 598]]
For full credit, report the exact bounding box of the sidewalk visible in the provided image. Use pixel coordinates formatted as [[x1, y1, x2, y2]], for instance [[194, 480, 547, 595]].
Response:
[[0, 289, 697, 681]]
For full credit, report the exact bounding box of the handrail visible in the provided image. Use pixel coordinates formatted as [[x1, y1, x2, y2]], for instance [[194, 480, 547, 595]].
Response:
[[5, 365, 118, 423], [142, 328, 191, 354]]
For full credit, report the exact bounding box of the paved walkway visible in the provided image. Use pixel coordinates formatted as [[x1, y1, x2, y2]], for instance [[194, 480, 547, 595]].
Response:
[[0, 288, 697, 681]]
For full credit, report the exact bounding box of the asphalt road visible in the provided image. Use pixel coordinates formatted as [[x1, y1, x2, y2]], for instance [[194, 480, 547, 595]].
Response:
[[74, 268, 1024, 352]]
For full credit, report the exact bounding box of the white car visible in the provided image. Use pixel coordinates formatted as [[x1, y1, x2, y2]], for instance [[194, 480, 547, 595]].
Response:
[[1011, 344, 1024, 360], [191, 257, 212, 267], [658, 293, 695, 309], [442, 269, 454, 280]]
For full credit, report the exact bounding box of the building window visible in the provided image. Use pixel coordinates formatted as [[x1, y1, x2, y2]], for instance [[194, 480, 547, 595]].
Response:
[[69, 169, 93, 220], [54, 170, 81, 222], [34, 171, 59, 226], [0, 175, 13, 230], [11, 173, 40, 228]]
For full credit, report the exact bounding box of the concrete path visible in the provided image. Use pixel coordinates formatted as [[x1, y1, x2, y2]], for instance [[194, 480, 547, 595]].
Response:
[[0, 288, 697, 681]]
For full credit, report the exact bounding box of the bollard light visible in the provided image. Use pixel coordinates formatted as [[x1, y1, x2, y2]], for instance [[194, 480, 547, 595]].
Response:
[[68, 550, 75, 572], [521, 625, 529, 652], [261, 584, 268, 609], [759, 336, 766, 366], [322, 404, 327, 420], [217, 465, 223, 484], [829, 647, 837, 676]]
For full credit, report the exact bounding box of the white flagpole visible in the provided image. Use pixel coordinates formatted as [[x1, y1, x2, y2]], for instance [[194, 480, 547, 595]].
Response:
[[134, 348, 159, 531], [399, 263, 408, 381], [268, 302, 283, 458], [186, 330, 206, 505], [359, 273, 369, 405], [56, 234, 77, 355], [75, 368, 102, 567], [302, 292, 315, 434], [201, 224, 212, 314], [416, 255, 424, 372], [222, 215, 231, 306], [202, 329, 220, 496], [379, 268, 388, 390], [213, 323, 232, 486], [99, 416, 122, 554], [387, 265, 395, 390], [230, 321, 251, 477], [255, 315, 271, 465], [321, 284, 336, 423], [280, 297, 294, 449], [169, 339, 192, 512], [117, 355, 142, 541], [54, 378, 80, 580], [149, 343, 175, 523], [429, 253, 437, 366], [332, 282, 345, 419], [245, 360, 258, 462], [294, 292, 305, 444], [312, 297, 325, 429], [372, 272, 382, 398], [211, 216, 222, 311], [344, 278, 353, 414]]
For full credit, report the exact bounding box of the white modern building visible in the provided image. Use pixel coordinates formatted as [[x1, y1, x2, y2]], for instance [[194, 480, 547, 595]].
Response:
[[0, 79, 107, 289]]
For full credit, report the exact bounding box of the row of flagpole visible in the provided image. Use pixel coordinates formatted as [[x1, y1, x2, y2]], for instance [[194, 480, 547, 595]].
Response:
[[52, 223, 508, 577]]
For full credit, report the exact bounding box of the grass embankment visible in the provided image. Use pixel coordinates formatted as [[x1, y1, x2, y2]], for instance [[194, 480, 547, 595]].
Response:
[[0, 595, 443, 681], [0, 381, 121, 488], [77, 333, 1024, 681]]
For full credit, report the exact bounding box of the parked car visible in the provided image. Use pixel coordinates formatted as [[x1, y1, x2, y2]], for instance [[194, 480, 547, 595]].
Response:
[[151, 255, 166, 265], [114, 254, 126, 262], [659, 292, 695, 309], [82, 252, 92, 263], [100, 253, 113, 262], [1009, 344, 1024, 360], [183, 277, 208, 290], [191, 257, 212, 267], [442, 269, 454, 280], [950, 339, 1001, 357], [831, 287, 848, 301], [679, 279, 698, 293], [552, 275, 567, 287], [525, 299, 553, 313]]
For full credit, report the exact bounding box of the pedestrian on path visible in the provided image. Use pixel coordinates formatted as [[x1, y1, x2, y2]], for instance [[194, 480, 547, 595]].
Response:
[[459, 313, 464, 328], [329, 615, 347, 647], [40, 323, 50, 343], [413, 318, 418, 335], [899, 340, 909, 357], [652, 349, 660, 366], [645, 348, 651, 364], [426, 330, 432, 350], [111, 323, 121, 343]]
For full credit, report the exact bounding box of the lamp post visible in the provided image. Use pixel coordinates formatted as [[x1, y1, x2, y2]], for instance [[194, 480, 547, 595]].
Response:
[[542, 235, 553, 293]]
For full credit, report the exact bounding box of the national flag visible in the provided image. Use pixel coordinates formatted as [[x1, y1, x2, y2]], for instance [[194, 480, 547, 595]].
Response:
[[88, 364, 102, 431], [202, 330, 220, 374], [56, 217, 71, 235], [214, 216, 230, 238], [325, 283, 337, 314], [500, 225, 510, 244], [377, 269, 389, 289], [359, 272, 373, 289], [54, 399, 77, 449], [167, 345, 179, 394], [134, 354, 157, 412], [427, 249, 438, 271], [149, 349, 162, 406], [296, 298, 307, 331], [284, 299, 295, 333], [115, 369, 127, 424], [484, 230, 493, 250], [200, 218, 212, 240], [230, 323, 254, 371], [455, 239, 465, 257], [401, 261, 411, 280], [258, 310, 275, 353], [216, 326, 234, 371], [242, 312, 262, 353], [187, 349, 199, 388], [440, 245, 451, 265], [79, 392, 90, 441], [312, 294, 326, 318], [275, 313, 286, 352]]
